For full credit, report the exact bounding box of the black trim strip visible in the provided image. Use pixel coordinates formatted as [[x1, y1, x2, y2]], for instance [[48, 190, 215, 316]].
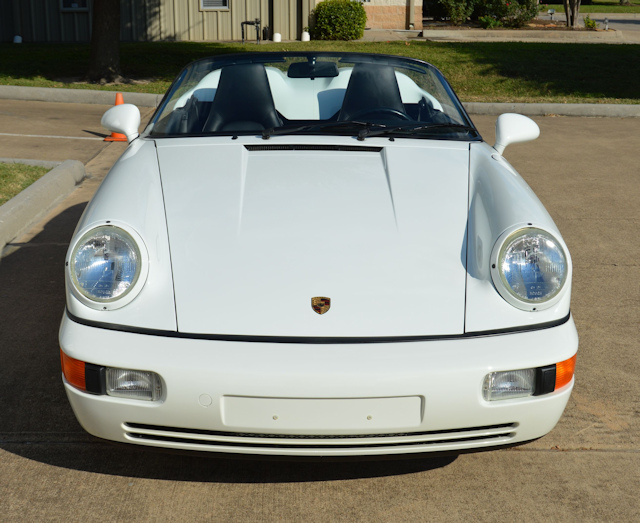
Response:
[[244, 144, 382, 152], [65, 309, 571, 345]]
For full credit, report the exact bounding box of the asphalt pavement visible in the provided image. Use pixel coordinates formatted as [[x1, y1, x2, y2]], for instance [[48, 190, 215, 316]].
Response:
[[0, 100, 639, 521]]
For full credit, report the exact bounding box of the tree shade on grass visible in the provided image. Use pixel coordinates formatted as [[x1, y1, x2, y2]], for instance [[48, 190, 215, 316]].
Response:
[[0, 41, 638, 104]]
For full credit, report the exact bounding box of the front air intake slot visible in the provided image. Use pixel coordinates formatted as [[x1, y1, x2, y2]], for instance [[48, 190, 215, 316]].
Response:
[[244, 144, 382, 153], [123, 422, 518, 452]]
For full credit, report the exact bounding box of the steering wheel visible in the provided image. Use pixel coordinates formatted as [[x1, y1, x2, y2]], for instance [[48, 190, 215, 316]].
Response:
[[350, 107, 411, 122]]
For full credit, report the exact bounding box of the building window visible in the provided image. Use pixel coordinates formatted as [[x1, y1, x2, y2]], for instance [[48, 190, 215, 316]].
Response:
[[60, 0, 89, 11], [200, 0, 229, 10]]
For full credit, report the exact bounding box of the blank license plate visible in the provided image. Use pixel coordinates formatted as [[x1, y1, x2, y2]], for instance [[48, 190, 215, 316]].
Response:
[[222, 396, 422, 431]]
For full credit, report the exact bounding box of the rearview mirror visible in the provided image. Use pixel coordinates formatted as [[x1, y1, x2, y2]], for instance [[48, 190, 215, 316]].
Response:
[[494, 113, 540, 155], [287, 61, 339, 79], [101, 104, 141, 143]]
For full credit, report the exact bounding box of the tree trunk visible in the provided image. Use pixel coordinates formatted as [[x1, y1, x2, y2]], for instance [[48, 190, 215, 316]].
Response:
[[563, 0, 582, 29], [88, 0, 122, 83]]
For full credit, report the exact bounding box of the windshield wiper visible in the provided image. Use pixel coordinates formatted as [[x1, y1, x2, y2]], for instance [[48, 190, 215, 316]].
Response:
[[261, 121, 474, 140], [357, 122, 477, 140], [262, 121, 385, 140]]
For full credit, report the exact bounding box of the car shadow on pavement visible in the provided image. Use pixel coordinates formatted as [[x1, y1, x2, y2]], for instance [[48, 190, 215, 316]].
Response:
[[8, 442, 457, 483], [0, 204, 457, 483]]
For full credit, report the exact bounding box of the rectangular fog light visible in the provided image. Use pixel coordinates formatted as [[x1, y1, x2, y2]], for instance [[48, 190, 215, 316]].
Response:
[[106, 368, 162, 401], [483, 369, 535, 401]]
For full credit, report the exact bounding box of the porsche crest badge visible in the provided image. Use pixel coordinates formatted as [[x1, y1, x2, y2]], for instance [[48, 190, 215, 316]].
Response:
[[311, 297, 331, 315]]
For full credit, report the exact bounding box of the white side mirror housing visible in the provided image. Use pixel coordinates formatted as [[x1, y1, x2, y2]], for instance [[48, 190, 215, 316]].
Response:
[[101, 104, 141, 143], [494, 113, 540, 155]]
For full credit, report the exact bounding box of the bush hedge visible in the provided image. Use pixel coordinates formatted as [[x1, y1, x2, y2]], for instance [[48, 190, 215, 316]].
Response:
[[427, 0, 540, 28], [423, 0, 449, 19], [493, 0, 540, 28], [440, 0, 475, 25], [311, 0, 367, 41]]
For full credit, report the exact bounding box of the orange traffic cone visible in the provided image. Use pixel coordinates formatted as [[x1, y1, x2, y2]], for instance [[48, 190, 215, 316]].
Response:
[[104, 92, 127, 142]]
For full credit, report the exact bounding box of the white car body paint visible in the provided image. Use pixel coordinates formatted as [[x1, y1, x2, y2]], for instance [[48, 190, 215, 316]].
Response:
[[65, 140, 177, 331], [157, 136, 468, 337], [60, 313, 577, 456], [60, 53, 577, 457]]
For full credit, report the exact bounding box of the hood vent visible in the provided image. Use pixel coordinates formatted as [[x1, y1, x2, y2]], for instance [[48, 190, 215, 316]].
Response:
[[244, 144, 382, 153]]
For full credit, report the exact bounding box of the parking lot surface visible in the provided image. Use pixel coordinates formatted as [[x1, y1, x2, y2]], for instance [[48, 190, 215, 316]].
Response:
[[0, 101, 638, 521], [0, 99, 112, 164]]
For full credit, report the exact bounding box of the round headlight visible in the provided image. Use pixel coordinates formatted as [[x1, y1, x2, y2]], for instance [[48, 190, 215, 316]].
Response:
[[492, 227, 568, 311], [69, 225, 142, 305]]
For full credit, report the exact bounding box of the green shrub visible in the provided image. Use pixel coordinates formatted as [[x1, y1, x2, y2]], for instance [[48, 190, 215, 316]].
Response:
[[502, 0, 539, 28], [584, 14, 598, 30], [478, 15, 503, 28], [472, 0, 492, 19], [440, 0, 475, 25], [472, 0, 539, 28], [423, 0, 449, 19], [311, 0, 367, 41]]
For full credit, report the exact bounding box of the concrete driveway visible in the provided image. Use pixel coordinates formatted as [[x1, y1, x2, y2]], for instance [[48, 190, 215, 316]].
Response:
[[0, 101, 638, 521], [0, 99, 114, 164]]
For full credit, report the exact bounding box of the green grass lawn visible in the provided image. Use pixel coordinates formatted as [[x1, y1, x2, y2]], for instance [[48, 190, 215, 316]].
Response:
[[543, 0, 640, 13], [0, 163, 49, 206], [1, 41, 639, 104]]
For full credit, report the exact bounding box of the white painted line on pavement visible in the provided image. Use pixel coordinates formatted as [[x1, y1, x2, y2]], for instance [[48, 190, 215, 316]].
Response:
[[0, 132, 103, 141]]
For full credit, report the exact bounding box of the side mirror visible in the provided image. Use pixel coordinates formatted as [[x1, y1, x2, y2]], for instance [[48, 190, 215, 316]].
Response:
[[494, 113, 540, 155], [101, 104, 141, 143]]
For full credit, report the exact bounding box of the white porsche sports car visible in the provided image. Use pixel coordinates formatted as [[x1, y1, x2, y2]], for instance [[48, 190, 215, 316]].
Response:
[[60, 52, 578, 457]]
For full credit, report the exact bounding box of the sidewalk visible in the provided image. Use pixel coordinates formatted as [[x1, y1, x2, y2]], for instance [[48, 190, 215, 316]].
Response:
[[363, 11, 640, 44], [363, 27, 640, 44], [418, 27, 640, 43]]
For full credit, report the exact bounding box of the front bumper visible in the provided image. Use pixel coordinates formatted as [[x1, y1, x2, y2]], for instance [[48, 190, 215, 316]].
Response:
[[59, 313, 578, 457]]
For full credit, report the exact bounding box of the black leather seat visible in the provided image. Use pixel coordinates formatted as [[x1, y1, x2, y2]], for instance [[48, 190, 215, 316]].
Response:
[[337, 63, 407, 121], [203, 63, 282, 132]]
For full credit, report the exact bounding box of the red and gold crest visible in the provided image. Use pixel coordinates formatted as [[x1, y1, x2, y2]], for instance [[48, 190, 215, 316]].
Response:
[[311, 296, 331, 315]]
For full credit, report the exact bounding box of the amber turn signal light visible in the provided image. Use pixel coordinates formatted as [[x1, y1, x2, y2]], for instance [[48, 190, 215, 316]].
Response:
[[555, 354, 577, 390], [60, 349, 86, 391]]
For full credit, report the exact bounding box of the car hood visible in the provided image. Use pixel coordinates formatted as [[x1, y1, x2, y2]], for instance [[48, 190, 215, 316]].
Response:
[[156, 138, 470, 338]]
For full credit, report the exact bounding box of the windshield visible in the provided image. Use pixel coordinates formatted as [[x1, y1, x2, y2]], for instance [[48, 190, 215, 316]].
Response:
[[147, 52, 478, 141]]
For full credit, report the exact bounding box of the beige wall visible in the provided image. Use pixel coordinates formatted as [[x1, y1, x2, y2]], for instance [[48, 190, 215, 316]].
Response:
[[2, 0, 425, 44], [148, 0, 290, 42], [2, 0, 91, 43], [362, 0, 423, 31], [309, 0, 423, 32], [146, 0, 318, 42], [2, 0, 318, 43]]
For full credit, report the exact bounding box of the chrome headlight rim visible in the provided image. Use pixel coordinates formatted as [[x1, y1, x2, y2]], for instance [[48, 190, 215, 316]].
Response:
[[490, 225, 570, 312], [66, 221, 149, 311]]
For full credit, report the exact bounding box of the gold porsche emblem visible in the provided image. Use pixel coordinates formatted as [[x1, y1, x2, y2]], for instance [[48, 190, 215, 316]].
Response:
[[311, 296, 331, 315]]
